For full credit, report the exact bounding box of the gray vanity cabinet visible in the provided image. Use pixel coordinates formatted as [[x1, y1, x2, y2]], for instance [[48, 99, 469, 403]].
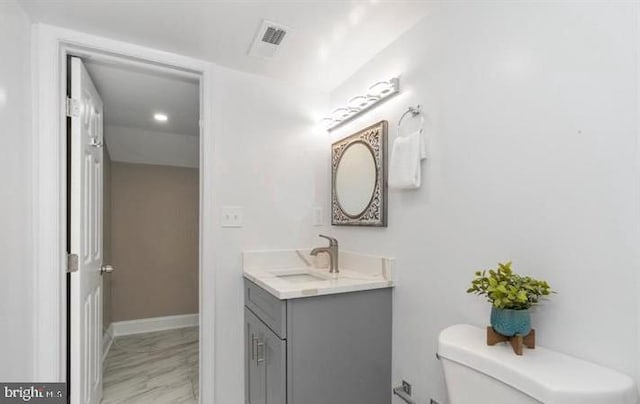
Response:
[[245, 308, 286, 404], [245, 308, 266, 404], [244, 279, 392, 404]]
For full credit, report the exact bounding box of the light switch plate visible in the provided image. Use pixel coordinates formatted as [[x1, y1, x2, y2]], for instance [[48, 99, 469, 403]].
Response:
[[312, 206, 323, 226], [221, 207, 243, 228]]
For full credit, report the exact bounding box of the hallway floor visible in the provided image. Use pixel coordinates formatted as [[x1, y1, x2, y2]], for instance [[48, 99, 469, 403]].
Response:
[[101, 327, 199, 404]]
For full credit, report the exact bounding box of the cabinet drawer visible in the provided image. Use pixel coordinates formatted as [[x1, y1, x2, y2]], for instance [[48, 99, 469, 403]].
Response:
[[245, 279, 287, 339]]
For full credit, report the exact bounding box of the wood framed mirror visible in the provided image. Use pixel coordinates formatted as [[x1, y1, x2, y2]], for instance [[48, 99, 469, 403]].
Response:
[[331, 120, 388, 227]]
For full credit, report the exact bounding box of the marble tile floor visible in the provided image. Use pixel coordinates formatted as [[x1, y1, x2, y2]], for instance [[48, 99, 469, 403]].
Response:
[[101, 326, 199, 404]]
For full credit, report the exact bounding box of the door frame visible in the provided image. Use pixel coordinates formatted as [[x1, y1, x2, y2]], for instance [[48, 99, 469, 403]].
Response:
[[31, 24, 216, 402]]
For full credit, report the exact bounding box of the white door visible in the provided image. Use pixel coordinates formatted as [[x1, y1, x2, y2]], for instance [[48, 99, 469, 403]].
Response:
[[69, 56, 104, 404]]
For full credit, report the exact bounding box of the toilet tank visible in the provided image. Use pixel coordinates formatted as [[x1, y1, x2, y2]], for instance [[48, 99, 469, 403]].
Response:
[[437, 324, 638, 404]]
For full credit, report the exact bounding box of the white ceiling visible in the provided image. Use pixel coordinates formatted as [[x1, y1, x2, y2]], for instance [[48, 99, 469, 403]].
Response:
[[84, 60, 199, 167], [19, 0, 431, 91], [85, 61, 199, 136]]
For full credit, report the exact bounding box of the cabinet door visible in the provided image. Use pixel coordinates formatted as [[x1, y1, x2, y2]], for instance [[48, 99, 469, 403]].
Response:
[[246, 308, 266, 404], [264, 325, 286, 404]]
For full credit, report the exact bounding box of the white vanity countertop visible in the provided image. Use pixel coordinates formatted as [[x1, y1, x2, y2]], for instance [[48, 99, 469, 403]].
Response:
[[242, 249, 395, 300]]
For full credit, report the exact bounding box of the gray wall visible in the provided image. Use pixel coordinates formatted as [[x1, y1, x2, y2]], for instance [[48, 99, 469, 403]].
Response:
[[110, 162, 199, 321]]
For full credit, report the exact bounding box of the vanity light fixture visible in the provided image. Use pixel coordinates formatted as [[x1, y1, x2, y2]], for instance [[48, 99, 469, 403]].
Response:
[[321, 77, 399, 131], [347, 95, 372, 110], [367, 80, 397, 97], [330, 107, 352, 123], [153, 113, 168, 122]]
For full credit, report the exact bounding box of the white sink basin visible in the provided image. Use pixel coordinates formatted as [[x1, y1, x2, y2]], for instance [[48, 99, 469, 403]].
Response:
[[276, 273, 328, 283], [273, 269, 331, 284]]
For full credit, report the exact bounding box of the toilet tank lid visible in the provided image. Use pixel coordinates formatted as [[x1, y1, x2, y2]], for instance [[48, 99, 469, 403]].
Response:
[[438, 324, 637, 404]]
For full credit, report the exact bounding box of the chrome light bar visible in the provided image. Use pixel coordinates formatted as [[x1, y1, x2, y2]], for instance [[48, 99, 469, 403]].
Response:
[[321, 77, 400, 132]]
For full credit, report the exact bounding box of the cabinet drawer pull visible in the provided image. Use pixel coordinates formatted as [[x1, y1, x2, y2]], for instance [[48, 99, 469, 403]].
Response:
[[251, 335, 258, 361], [256, 340, 265, 364]]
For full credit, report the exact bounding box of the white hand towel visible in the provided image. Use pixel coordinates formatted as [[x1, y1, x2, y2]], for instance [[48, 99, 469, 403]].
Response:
[[389, 131, 425, 189]]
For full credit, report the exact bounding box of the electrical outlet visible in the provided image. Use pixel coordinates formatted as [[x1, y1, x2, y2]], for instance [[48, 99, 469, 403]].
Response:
[[402, 380, 412, 395], [221, 207, 243, 228]]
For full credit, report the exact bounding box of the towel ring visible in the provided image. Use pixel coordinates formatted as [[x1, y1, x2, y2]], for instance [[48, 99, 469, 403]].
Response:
[[397, 105, 424, 136]]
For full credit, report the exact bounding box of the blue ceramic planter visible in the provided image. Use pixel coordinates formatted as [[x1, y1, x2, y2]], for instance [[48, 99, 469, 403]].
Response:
[[490, 307, 531, 337]]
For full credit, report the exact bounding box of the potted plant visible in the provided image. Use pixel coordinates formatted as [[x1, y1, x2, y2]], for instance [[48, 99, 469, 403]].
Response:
[[467, 262, 553, 337]]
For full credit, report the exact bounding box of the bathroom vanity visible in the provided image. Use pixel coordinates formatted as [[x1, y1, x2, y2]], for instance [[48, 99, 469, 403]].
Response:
[[243, 249, 394, 404]]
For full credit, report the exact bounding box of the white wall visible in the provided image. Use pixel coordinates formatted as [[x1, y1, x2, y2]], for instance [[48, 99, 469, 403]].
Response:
[[24, 21, 328, 398], [17, 3, 640, 402], [328, 3, 640, 403], [0, 0, 33, 381], [209, 65, 329, 402]]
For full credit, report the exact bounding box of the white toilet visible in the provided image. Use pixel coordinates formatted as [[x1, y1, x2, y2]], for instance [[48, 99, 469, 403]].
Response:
[[438, 324, 638, 404]]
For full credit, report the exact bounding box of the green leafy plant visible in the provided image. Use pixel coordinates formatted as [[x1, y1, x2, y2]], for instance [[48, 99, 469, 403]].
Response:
[[466, 262, 553, 310]]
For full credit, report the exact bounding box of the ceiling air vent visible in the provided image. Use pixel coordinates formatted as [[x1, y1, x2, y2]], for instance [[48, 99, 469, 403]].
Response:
[[262, 26, 287, 45], [248, 20, 292, 59]]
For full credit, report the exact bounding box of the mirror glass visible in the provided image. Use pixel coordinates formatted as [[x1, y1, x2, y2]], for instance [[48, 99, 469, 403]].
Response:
[[335, 142, 376, 217]]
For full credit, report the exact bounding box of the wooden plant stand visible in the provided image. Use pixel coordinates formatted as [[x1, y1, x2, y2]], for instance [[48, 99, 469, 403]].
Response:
[[487, 326, 535, 356]]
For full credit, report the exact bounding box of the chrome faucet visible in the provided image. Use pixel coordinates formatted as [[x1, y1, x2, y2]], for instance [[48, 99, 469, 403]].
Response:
[[310, 234, 339, 274]]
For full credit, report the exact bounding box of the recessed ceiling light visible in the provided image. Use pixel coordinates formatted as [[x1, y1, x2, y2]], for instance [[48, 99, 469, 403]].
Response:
[[154, 113, 168, 122]]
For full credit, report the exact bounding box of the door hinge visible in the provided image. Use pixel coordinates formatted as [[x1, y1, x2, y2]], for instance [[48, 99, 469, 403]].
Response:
[[67, 253, 79, 273], [66, 97, 81, 118]]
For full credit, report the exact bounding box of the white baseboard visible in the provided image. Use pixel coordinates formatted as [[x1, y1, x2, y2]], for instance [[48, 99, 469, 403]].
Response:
[[111, 313, 199, 337], [103, 324, 113, 360]]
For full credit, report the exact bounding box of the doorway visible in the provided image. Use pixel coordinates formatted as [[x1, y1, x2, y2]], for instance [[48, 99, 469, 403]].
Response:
[[66, 54, 201, 404], [32, 25, 215, 403]]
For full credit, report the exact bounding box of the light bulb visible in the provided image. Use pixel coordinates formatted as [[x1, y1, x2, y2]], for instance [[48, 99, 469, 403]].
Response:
[[367, 78, 399, 98], [331, 107, 350, 122], [154, 113, 168, 122], [347, 95, 368, 110]]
